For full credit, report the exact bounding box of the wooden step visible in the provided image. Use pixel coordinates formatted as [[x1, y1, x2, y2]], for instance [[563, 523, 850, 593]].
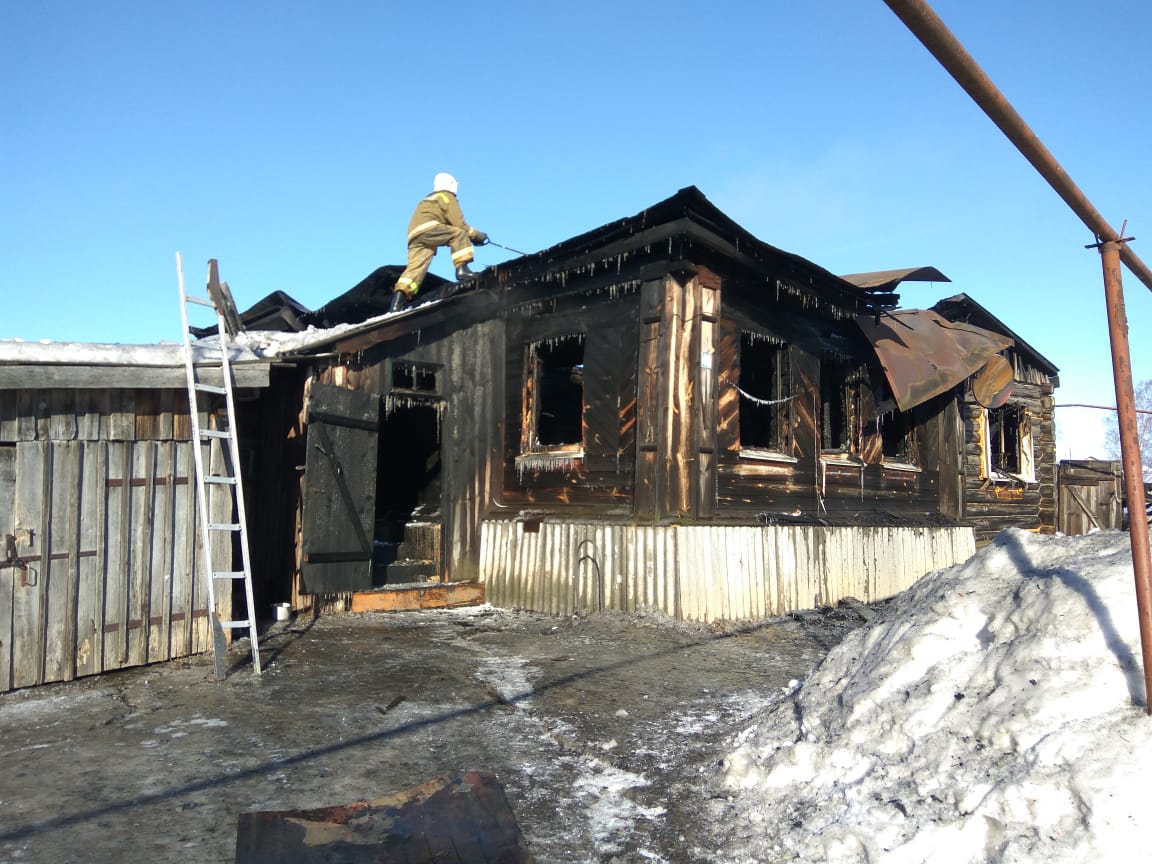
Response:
[[350, 581, 485, 613]]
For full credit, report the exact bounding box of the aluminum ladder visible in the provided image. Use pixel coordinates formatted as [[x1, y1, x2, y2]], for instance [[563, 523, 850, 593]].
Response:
[[176, 253, 261, 678]]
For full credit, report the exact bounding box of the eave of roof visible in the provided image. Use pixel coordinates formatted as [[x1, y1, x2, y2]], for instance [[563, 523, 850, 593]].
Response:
[[0, 339, 272, 389]]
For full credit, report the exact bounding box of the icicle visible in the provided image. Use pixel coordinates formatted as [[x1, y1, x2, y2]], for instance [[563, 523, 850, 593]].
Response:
[[742, 330, 786, 348], [736, 386, 794, 407], [515, 451, 584, 477]]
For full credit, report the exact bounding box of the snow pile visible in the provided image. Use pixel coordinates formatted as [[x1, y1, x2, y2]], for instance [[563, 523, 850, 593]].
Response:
[[720, 528, 1152, 863]]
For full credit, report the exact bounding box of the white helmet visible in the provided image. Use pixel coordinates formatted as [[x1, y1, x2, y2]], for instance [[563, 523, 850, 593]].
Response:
[[433, 172, 458, 195]]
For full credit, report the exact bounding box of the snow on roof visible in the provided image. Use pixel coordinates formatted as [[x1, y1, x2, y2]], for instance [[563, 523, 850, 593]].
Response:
[[0, 313, 399, 365], [0, 337, 264, 366], [229, 310, 397, 358], [718, 528, 1151, 862]]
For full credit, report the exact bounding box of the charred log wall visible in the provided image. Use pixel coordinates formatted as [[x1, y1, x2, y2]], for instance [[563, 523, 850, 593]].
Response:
[[309, 319, 504, 585], [961, 378, 1057, 541], [502, 296, 639, 513], [714, 316, 947, 521]]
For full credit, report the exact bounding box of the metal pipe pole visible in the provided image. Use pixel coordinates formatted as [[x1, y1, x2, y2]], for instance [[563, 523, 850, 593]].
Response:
[[882, 0, 1152, 296], [1098, 240, 1152, 713], [883, 0, 1152, 711]]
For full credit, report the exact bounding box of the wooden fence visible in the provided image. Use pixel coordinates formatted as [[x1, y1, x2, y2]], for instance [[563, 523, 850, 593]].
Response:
[[480, 520, 976, 622], [1057, 459, 1123, 535], [1, 439, 231, 692]]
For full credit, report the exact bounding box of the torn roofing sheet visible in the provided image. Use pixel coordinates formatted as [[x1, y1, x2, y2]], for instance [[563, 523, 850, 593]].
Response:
[[856, 309, 1014, 412], [839, 266, 950, 291]]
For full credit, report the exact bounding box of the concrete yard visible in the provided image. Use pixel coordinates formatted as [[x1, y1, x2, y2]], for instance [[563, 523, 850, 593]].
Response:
[[0, 604, 866, 863]]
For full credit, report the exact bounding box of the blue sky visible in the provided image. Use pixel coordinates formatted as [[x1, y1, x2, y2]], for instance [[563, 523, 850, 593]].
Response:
[[3, 1, 1150, 459]]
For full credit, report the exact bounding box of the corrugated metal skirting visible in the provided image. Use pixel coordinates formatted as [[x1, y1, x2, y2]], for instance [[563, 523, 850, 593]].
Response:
[[479, 521, 976, 622]]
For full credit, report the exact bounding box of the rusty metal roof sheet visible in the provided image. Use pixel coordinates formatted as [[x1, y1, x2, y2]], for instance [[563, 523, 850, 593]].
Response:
[[856, 309, 1013, 411], [839, 266, 951, 291], [932, 292, 1059, 378]]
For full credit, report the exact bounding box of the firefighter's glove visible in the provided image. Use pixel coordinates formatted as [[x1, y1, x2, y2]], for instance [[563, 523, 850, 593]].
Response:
[[473, 232, 489, 246]]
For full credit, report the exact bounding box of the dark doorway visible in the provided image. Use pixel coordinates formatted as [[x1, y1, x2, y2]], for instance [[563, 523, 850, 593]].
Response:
[[373, 402, 442, 586]]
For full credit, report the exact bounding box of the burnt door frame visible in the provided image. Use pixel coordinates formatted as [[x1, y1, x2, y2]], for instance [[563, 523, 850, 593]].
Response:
[[300, 383, 380, 593]]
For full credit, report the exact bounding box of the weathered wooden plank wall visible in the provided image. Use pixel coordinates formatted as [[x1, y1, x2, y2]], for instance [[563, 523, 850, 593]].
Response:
[[0, 445, 16, 689], [0, 388, 194, 444], [1, 438, 218, 692], [480, 520, 975, 622]]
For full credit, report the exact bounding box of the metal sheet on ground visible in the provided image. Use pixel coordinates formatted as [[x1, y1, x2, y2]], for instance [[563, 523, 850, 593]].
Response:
[[234, 770, 533, 863]]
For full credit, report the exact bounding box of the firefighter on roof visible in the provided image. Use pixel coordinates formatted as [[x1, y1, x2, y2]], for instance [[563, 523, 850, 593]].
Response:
[[391, 172, 488, 313]]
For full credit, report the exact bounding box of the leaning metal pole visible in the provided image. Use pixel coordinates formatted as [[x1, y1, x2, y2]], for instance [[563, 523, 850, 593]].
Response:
[[1097, 240, 1152, 713], [881, 0, 1152, 297], [883, 0, 1152, 713]]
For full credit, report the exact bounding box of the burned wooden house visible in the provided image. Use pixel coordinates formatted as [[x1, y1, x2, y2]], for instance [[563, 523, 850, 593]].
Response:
[[1, 186, 1062, 691], [238, 187, 1034, 620]]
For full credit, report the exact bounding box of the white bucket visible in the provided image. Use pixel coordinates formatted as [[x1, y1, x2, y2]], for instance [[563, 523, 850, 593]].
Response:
[[273, 602, 291, 622]]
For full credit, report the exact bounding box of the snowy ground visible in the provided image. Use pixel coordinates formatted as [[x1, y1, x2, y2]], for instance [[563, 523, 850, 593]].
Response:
[[715, 528, 1152, 863], [4, 528, 1150, 863]]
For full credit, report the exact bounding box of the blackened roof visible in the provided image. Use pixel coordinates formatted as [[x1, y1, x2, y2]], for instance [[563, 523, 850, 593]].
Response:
[[490, 186, 901, 317]]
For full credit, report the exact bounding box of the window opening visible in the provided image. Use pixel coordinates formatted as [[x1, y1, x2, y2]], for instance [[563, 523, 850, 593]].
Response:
[[881, 412, 912, 460], [820, 358, 864, 453], [525, 334, 585, 450], [390, 361, 439, 394], [876, 380, 915, 464], [738, 333, 790, 452], [986, 403, 1033, 481]]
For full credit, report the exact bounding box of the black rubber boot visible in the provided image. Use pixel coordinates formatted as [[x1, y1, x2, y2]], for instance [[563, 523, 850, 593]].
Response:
[[454, 264, 480, 281], [389, 290, 410, 313]]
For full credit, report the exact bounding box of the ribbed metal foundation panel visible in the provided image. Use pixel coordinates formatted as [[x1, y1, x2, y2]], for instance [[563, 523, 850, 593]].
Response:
[[480, 521, 976, 622]]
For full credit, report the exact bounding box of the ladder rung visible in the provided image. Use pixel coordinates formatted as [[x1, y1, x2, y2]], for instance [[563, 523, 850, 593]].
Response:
[[200, 429, 230, 439], [209, 522, 241, 531], [205, 475, 237, 485], [220, 620, 251, 629], [213, 571, 248, 580], [186, 295, 215, 307], [195, 383, 228, 395]]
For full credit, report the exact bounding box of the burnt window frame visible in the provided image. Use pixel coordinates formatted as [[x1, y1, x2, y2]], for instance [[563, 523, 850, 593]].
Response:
[[983, 402, 1035, 482], [820, 356, 867, 457], [385, 360, 442, 398], [875, 380, 919, 469], [737, 332, 793, 457], [520, 333, 586, 456]]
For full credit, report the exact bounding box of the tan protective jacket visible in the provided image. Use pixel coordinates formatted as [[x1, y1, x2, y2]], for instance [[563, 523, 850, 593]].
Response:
[[407, 191, 479, 243]]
